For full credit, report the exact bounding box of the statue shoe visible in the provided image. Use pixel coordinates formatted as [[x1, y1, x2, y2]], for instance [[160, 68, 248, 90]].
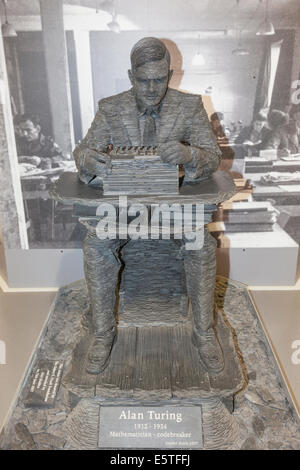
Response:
[[86, 331, 116, 375], [192, 328, 225, 374]]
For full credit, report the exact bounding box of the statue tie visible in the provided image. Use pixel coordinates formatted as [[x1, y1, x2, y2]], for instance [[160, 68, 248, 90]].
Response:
[[143, 110, 157, 146]]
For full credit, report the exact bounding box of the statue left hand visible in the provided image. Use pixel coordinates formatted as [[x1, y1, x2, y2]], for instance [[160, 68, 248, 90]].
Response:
[[158, 141, 193, 165]]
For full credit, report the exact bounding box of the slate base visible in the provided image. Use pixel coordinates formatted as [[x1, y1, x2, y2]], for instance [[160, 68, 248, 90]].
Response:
[[62, 310, 243, 402], [59, 269, 244, 449], [1, 278, 300, 450]]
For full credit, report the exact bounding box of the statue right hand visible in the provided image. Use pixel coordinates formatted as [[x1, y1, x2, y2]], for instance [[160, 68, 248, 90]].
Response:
[[80, 149, 111, 177]]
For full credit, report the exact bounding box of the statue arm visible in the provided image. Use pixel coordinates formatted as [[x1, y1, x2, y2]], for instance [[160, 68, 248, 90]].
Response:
[[73, 100, 112, 184], [183, 96, 221, 180]]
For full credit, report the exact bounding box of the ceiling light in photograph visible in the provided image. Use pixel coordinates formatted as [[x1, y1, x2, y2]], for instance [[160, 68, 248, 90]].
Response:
[[107, 14, 121, 33], [106, 0, 121, 33], [232, 1, 249, 56], [256, 0, 275, 36], [192, 52, 206, 66], [192, 35, 206, 67], [232, 31, 249, 55], [1, 0, 17, 38], [232, 45, 250, 56]]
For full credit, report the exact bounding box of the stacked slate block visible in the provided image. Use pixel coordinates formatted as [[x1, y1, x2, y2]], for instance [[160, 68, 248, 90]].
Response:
[[214, 201, 278, 232], [103, 146, 179, 195]]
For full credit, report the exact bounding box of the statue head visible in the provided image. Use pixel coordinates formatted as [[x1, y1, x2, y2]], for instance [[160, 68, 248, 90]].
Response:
[[128, 37, 173, 108]]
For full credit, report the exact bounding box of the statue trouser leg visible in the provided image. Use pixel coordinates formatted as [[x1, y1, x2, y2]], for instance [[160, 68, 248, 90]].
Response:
[[83, 233, 124, 374], [182, 227, 224, 374]]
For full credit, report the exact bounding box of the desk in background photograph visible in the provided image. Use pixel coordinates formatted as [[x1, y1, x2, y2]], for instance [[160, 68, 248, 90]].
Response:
[[20, 165, 79, 248]]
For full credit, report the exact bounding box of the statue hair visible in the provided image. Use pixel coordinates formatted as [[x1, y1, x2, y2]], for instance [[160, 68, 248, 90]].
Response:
[[130, 37, 170, 72]]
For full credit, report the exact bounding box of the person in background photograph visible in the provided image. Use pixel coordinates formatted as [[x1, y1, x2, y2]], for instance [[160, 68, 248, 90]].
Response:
[[14, 113, 69, 172], [14, 114, 76, 245], [264, 109, 290, 156], [286, 103, 300, 154], [210, 112, 228, 142], [234, 112, 270, 151]]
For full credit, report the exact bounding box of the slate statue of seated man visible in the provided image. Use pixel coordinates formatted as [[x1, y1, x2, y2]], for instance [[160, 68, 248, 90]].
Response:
[[73, 37, 224, 375]]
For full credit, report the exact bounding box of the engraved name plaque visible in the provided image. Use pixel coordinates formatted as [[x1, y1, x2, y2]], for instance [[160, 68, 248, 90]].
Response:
[[24, 359, 64, 407], [98, 406, 203, 449]]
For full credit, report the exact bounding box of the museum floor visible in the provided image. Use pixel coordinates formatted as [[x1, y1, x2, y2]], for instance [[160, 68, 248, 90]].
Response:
[[0, 255, 299, 440]]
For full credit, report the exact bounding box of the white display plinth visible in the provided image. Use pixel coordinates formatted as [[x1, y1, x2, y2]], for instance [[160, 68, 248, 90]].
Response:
[[216, 224, 298, 286]]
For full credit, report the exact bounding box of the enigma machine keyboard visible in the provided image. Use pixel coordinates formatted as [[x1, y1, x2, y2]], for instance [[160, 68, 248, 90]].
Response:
[[102, 146, 179, 195]]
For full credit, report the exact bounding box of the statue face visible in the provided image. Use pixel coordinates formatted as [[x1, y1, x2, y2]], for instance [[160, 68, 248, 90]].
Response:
[[129, 59, 172, 107]]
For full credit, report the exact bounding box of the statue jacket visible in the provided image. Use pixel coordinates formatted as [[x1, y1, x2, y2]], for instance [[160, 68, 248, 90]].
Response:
[[73, 87, 221, 184]]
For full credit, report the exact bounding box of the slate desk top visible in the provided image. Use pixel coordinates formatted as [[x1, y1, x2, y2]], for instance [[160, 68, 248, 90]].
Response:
[[50, 170, 236, 209]]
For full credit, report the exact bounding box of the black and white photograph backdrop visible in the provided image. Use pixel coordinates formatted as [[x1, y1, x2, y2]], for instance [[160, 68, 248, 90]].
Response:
[[0, 0, 300, 286]]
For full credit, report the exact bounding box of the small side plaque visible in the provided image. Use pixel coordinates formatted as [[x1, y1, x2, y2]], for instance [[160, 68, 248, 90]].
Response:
[[24, 359, 64, 407], [98, 406, 203, 449]]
